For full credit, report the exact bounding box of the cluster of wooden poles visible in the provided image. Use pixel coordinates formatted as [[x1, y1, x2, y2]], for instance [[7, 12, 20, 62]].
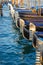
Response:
[[8, 0, 43, 65]]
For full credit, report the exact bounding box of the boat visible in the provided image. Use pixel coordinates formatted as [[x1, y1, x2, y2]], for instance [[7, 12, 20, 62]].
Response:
[[21, 18, 43, 40], [32, 32, 43, 64], [9, 0, 43, 41], [15, 0, 43, 29], [15, 16, 43, 41], [14, 9, 33, 27], [33, 31, 43, 49], [16, 0, 43, 40], [22, 22, 36, 40], [16, 7, 43, 28], [13, 0, 38, 26], [10, 0, 38, 26], [14, 6, 40, 29]]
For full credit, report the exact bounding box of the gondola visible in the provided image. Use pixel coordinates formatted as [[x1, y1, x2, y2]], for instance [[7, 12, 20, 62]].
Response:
[[14, 7, 43, 41], [33, 32, 43, 49], [22, 22, 36, 40], [32, 31, 43, 65], [14, 8, 37, 27], [15, 5, 39, 27], [13, 0, 38, 25], [19, 16, 43, 32], [15, 7, 43, 40], [12, 0, 42, 28], [16, 8, 43, 28], [15, 6, 43, 28], [22, 20, 43, 40], [14, 8, 31, 24]]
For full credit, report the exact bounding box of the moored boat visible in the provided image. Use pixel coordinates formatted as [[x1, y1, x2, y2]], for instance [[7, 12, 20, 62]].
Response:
[[16, 6, 43, 40], [15, 8, 41, 29], [15, 0, 43, 29], [15, 8, 37, 28], [32, 32, 43, 48], [16, 8, 43, 28], [22, 20, 43, 40], [32, 32, 43, 65], [13, 0, 38, 26]]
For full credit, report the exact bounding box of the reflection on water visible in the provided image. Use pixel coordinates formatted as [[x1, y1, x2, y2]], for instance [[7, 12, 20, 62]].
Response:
[[0, 5, 35, 65]]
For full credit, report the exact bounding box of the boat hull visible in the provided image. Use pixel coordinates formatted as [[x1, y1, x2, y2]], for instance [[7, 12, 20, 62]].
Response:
[[22, 21, 43, 40], [32, 32, 43, 50], [22, 25, 34, 40]]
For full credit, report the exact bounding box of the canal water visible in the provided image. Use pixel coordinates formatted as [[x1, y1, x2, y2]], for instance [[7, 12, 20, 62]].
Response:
[[0, 5, 36, 65]]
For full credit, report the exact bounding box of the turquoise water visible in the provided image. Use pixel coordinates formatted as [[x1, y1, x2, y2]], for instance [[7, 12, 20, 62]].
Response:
[[0, 5, 35, 65]]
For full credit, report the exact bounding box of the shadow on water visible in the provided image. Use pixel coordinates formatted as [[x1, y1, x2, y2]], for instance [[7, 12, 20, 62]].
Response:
[[23, 44, 35, 54]]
